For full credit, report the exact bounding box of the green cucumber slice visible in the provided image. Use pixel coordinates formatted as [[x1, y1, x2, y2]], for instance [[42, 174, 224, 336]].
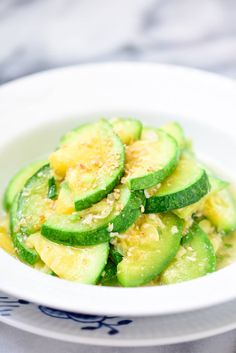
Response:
[[100, 246, 123, 286], [16, 164, 54, 235], [34, 259, 54, 275], [160, 121, 186, 149], [203, 188, 236, 233], [10, 164, 54, 264], [116, 213, 183, 287], [124, 129, 179, 190], [3, 160, 46, 211], [216, 231, 236, 270], [100, 259, 119, 286], [110, 246, 123, 265], [55, 181, 75, 215], [198, 219, 223, 254], [27, 233, 109, 284], [51, 119, 125, 211], [41, 185, 145, 246], [47, 177, 58, 200], [111, 118, 142, 145], [174, 174, 229, 219], [145, 155, 210, 213], [160, 223, 216, 284], [10, 195, 39, 265]]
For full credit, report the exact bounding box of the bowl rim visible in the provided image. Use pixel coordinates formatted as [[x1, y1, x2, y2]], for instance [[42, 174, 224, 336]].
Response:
[[1, 62, 236, 317]]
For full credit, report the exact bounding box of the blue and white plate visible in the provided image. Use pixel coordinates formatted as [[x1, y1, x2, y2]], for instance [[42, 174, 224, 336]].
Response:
[[0, 292, 236, 346]]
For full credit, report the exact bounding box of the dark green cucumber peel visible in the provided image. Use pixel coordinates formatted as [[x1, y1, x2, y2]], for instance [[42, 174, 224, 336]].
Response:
[[145, 171, 210, 213], [74, 170, 124, 211], [100, 260, 119, 286], [110, 246, 123, 265], [16, 164, 53, 235], [100, 246, 123, 286], [41, 188, 146, 246], [173, 174, 228, 220], [13, 234, 39, 265], [128, 130, 180, 191], [3, 160, 46, 211], [160, 223, 216, 285], [10, 195, 39, 265], [42, 226, 109, 247], [10, 164, 53, 264], [129, 152, 179, 191], [48, 177, 58, 200]]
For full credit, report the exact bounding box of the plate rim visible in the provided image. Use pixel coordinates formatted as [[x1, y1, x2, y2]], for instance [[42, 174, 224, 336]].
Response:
[[0, 297, 236, 347]]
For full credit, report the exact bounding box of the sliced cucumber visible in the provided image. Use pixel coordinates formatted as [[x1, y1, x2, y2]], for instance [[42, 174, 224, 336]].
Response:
[[27, 233, 109, 284], [160, 223, 216, 284], [216, 231, 236, 269], [16, 164, 54, 235], [3, 160, 46, 211], [41, 185, 145, 246], [55, 181, 75, 215], [203, 188, 236, 233], [110, 245, 123, 265], [50, 119, 125, 211], [198, 219, 223, 253], [100, 260, 119, 286], [145, 155, 210, 213], [47, 177, 58, 200], [111, 118, 142, 145], [160, 121, 186, 149], [33, 259, 54, 275], [8, 164, 51, 264], [116, 213, 183, 287], [10, 195, 39, 265], [174, 174, 228, 219], [124, 129, 179, 190], [100, 246, 123, 286]]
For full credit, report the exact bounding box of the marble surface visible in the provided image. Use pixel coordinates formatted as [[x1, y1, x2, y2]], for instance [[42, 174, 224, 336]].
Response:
[[0, 0, 236, 352], [0, 0, 236, 83]]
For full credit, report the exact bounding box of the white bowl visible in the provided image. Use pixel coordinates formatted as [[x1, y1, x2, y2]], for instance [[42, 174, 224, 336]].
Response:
[[0, 63, 236, 317]]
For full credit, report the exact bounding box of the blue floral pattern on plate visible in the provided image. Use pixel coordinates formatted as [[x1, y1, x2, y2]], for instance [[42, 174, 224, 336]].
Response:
[[0, 296, 132, 335], [39, 306, 132, 335], [0, 296, 29, 317]]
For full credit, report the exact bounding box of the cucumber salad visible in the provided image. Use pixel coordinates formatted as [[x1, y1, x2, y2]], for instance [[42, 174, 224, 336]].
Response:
[[1, 118, 236, 287]]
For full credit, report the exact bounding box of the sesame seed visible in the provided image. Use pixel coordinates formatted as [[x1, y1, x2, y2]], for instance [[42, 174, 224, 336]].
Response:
[[186, 256, 196, 262], [107, 223, 114, 232], [171, 226, 178, 234], [110, 232, 119, 238], [144, 190, 151, 198]]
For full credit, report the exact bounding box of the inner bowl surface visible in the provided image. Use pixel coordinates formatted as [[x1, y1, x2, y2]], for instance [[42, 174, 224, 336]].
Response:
[[0, 63, 236, 317]]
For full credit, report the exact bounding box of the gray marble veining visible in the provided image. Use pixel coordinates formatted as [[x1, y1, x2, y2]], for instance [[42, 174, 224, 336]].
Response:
[[0, 0, 236, 83]]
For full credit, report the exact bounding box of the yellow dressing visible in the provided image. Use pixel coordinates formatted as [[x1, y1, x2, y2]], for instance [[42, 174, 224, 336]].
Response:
[[0, 216, 15, 256]]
